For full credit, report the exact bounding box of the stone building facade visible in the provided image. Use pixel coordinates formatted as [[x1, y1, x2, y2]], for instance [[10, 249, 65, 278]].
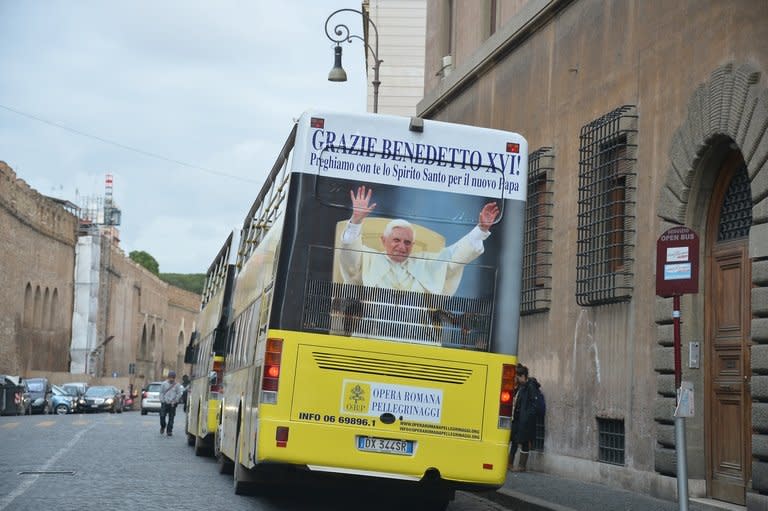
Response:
[[0, 162, 78, 375], [94, 241, 199, 393], [0, 161, 199, 394], [365, 0, 426, 116], [419, 0, 767, 507]]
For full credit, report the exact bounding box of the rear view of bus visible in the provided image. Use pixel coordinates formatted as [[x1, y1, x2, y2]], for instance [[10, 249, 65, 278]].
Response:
[[218, 111, 527, 508]]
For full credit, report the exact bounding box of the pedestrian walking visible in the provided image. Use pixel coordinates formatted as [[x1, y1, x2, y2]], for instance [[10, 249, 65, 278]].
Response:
[[159, 371, 183, 437], [509, 364, 543, 472]]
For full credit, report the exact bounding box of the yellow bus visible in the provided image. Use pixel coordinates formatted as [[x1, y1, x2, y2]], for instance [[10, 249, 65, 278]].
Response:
[[214, 111, 527, 509], [184, 232, 237, 457]]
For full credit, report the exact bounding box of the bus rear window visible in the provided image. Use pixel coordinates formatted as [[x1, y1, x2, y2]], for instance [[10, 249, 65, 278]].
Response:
[[302, 247, 493, 351]]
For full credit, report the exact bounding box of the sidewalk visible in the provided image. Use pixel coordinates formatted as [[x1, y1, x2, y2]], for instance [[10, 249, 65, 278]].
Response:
[[477, 471, 745, 511]]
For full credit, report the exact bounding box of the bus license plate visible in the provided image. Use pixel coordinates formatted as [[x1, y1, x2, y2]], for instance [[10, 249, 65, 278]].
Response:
[[356, 436, 414, 456]]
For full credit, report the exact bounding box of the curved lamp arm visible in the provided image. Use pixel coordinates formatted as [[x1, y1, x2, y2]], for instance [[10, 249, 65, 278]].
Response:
[[324, 8, 382, 113]]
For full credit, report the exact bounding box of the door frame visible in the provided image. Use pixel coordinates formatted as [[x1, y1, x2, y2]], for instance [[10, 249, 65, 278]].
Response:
[[703, 150, 752, 503]]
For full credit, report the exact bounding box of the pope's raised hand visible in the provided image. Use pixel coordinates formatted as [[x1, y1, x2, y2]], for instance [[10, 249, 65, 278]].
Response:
[[350, 185, 377, 224], [478, 202, 499, 232]]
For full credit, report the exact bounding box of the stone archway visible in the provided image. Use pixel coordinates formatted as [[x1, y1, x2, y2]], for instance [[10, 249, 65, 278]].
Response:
[[654, 62, 768, 507]]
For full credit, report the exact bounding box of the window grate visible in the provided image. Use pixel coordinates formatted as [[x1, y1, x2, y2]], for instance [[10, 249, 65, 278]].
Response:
[[718, 163, 752, 241], [576, 105, 637, 306], [303, 280, 493, 351], [521, 147, 554, 315], [597, 417, 625, 465]]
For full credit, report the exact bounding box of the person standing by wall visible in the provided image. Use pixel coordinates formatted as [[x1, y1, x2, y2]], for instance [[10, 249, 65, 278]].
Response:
[[181, 374, 190, 412], [509, 364, 542, 472], [159, 371, 183, 437]]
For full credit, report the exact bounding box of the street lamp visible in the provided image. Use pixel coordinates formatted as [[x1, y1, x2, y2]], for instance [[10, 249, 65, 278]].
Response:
[[324, 8, 382, 113]]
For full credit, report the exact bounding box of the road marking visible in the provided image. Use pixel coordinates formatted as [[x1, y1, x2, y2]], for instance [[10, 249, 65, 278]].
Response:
[[0, 421, 95, 511], [0, 422, 19, 429], [36, 421, 56, 427]]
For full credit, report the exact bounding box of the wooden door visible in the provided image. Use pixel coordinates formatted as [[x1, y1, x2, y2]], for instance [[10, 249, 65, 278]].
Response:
[[706, 155, 752, 505]]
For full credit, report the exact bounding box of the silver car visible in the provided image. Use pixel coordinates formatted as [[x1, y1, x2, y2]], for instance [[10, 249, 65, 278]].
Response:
[[141, 382, 163, 415]]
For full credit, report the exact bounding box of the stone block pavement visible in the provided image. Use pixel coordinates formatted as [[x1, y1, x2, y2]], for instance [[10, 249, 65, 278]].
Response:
[[477, 471, 746, 511]]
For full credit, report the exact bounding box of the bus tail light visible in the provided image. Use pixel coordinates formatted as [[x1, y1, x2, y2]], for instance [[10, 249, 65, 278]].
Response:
[[498, 363, 516, 429], [261, 337, 283, 404], [276, 426, 289, 447], [209, 355, 225, 399]]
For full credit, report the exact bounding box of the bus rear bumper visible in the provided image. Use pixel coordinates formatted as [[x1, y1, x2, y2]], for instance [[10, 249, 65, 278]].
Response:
[[254, 418, 509, 488]]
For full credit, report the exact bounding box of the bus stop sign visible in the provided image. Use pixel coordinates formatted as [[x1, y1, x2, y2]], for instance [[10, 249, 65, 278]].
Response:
[[656, 226, 699, 297]]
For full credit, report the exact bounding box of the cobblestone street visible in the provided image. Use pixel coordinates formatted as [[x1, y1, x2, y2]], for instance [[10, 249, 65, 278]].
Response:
[[0, 412, 509, 511]]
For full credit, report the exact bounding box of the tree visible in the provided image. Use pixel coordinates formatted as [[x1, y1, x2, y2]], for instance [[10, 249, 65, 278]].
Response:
[[159, 273, 205, 295], [129, 250, 159, 275]]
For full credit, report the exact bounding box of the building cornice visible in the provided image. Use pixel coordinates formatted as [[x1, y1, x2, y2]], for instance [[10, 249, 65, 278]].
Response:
[[417, 0, 572, 118]]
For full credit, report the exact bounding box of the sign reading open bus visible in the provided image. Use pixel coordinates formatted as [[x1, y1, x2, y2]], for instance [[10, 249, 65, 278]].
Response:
[[655, 226, 699, 297]]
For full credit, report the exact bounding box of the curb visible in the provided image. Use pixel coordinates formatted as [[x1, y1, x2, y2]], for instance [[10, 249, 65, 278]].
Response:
[[478, 488, 578, 511]]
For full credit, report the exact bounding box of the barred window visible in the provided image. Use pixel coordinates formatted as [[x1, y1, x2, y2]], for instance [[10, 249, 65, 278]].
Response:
[[597, 417, 625, 465], [576, 106, 637, 306], [521, 148, 554, 315], [718, 162, 752, 241]]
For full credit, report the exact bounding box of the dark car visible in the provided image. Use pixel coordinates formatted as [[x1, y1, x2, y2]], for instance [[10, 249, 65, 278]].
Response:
[[82, 386, 124, 413], [25, 377, 53, 414], [50, 385, 77, 415]]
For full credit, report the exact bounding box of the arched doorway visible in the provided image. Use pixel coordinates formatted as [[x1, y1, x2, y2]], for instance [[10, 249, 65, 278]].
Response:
[[705, 148, 752, 505], [654, 62, 768, 507]]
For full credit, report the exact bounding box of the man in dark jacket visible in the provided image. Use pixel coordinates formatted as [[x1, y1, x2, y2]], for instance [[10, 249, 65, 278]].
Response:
[[509, 364, 542, 472]]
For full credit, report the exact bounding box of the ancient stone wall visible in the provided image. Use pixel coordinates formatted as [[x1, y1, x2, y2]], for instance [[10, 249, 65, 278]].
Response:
[[0, 162, 77, 375], [0, 162, 200, 396]]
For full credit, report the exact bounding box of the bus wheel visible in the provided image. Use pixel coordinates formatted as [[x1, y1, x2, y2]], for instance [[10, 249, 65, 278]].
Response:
[[218, 452, 234, 475], [185, 410, 195, 446], [195, 433, 211, 457], [411, 497, 449, 511], [233, 436, 258, 495], [215, 425, 233, 475]]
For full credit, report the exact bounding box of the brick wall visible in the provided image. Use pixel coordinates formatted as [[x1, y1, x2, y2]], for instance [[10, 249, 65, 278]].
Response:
[[0, 162, 78, 375], [98, 243, 199, 392], [0, 162, 200, 393]]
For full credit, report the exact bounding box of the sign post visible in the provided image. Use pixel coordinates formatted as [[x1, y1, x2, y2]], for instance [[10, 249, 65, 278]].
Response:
[[656, 226, 699, 511]]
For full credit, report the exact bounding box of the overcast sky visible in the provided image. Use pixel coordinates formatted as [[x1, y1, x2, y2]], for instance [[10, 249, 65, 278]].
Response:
[[0, 1, 368, 273]]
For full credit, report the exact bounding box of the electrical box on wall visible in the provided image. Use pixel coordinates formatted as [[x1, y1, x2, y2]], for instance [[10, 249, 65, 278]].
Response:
[[689, 341, 700, 369]]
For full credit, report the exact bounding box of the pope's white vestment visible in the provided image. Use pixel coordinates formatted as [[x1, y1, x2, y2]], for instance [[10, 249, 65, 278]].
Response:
[[338, 221, 489, 295]]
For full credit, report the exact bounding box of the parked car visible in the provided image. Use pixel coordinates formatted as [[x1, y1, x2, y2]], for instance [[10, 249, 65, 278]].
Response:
[[25, 377, 53, 414], [141, 382, 163, 415], [50, 385, 76, 415], [82, 386, 124, 413], [60, 382, 88, 413]]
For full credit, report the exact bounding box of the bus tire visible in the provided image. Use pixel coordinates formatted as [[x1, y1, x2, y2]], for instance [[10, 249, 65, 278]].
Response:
[[218, 453, 234, 475], [215, 424, 233, 475], [413, 496, 449, 511], [186, 409, 195, 446], [233, 436, 258, 495], [194, 408, 211, 455], [195, 433, 211, 457]]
